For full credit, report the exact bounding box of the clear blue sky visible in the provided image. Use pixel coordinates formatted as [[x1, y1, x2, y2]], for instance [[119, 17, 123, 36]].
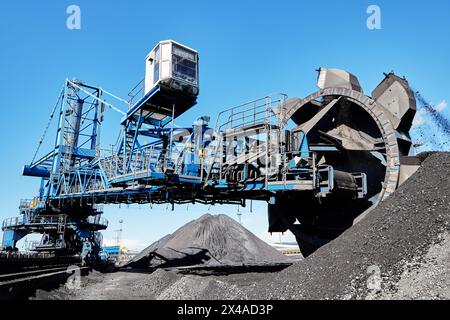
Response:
[[1, 0, 449, 250]]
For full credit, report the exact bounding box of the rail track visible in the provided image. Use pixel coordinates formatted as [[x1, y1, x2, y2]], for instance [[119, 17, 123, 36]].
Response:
[[0, 253, 81, 273], [0, 263, 89, 300]]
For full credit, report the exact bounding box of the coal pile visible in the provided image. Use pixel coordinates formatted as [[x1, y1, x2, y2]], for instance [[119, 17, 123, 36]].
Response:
[[235, 152, 450, 299], [126, 214, 290, 269], [36, 155, 450, 300]]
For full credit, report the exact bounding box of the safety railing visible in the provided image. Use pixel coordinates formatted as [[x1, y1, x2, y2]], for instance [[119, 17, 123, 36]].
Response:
[[99, 149, 124, 180], [2, 215, 108, 229], [31, 215, 61, 225], [205, 94, 288, 185], [19, 198, 45, 211], [215, 93, 287, 132], [128, 79, 145, 106], [92, 204, 104, 213], [0, 252, 56, 259], [2, 217, 21, 229], [99, 144, 184, 180], [86, 215, 109, 227], [19, 199, 32, 210]]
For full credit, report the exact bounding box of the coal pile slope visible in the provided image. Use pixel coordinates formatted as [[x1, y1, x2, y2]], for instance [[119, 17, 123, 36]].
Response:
[[127, 214, 290, 268], [239, 152, 450, 300], [378, 232, 450, 299]]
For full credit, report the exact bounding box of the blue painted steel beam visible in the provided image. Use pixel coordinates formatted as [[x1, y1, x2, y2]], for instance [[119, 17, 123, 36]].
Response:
[[121, 85, 160, 125], [23, 165, 51, 178], [61, 146, 97, 159]]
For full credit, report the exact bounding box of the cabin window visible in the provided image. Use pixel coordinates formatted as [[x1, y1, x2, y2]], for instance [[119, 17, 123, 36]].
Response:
[[172, 44, 197, 84]]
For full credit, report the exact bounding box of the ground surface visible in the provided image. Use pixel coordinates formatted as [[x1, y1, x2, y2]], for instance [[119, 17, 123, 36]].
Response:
[[237, 152, 450, 300], [33, 152, 450, 300], [378, 232, 450, 300], [33, 269, 270, 300]]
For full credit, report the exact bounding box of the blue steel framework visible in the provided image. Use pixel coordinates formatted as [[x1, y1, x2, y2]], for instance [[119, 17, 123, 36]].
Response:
[[2, 43, 390, 256], [1, 77, 366, 254], [2, 80, 110, 253]]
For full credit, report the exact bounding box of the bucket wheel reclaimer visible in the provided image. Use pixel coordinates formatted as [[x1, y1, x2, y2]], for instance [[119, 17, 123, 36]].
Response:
[[267, 68, 419, 256]]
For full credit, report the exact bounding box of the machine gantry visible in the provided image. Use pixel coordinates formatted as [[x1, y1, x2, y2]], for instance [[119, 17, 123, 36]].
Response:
[[2, 40, 420, 257]]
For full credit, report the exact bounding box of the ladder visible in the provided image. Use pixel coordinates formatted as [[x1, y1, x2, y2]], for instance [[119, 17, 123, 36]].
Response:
[[203, 133, 224, 184], [57, 215, 67, 234], [56, 214, 67, 249]]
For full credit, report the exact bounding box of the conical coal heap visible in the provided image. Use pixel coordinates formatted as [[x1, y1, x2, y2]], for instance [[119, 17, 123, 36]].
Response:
[[127, 214, 290, 269]]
